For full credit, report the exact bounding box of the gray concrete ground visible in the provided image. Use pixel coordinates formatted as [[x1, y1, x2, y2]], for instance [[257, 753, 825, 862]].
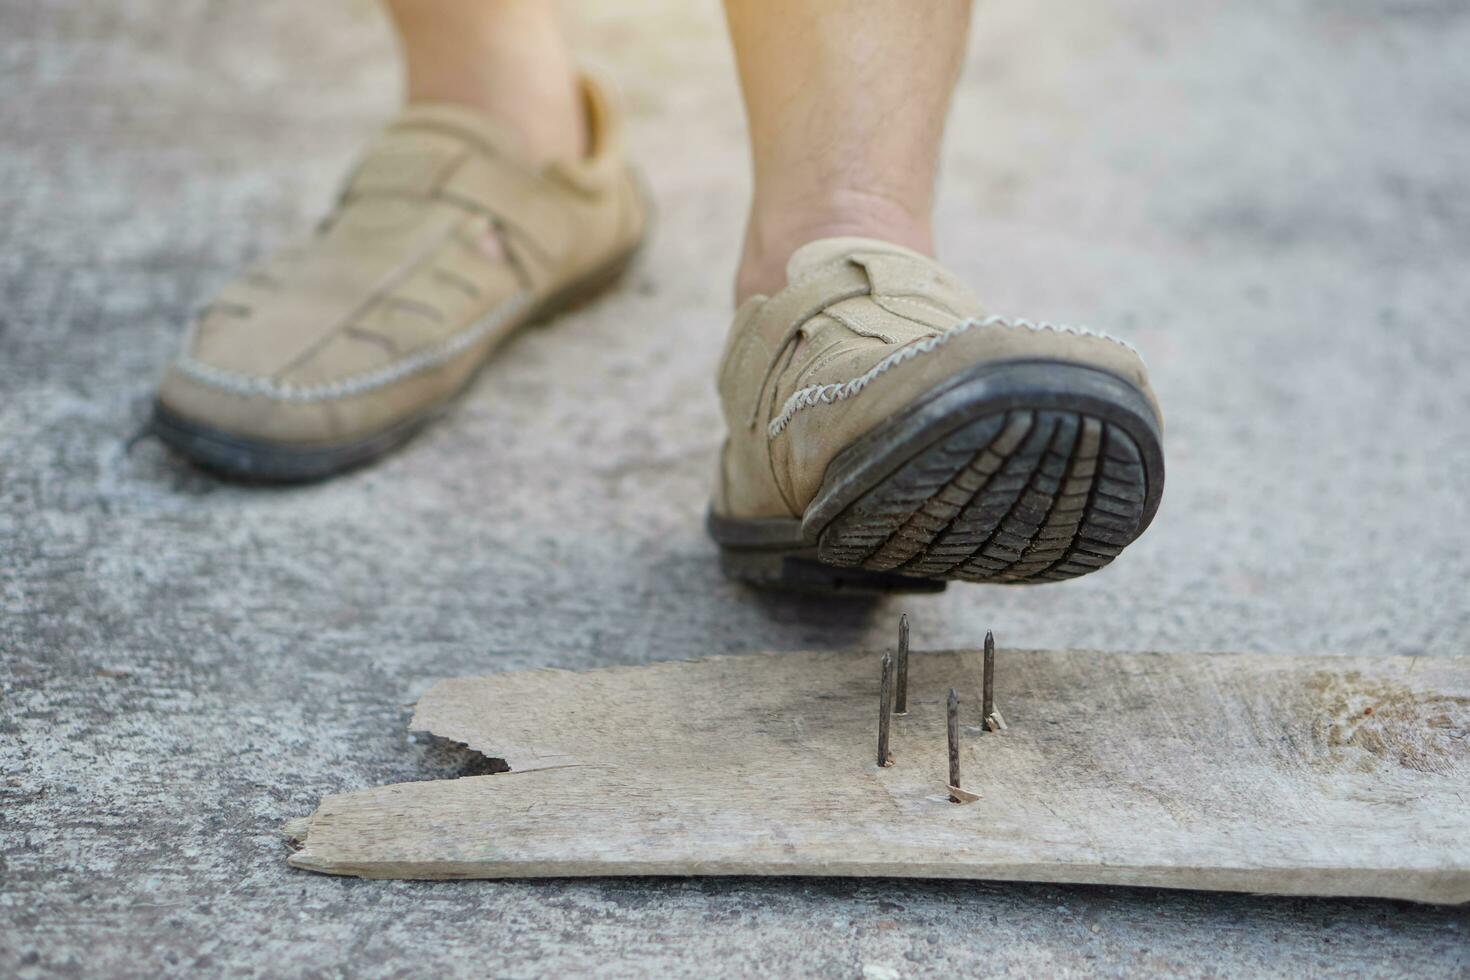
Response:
[[3, 0, 1468, 975]]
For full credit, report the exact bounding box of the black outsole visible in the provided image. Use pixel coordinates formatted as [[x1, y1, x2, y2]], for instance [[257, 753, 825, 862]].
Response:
[[818, 407, 1145, 584], [709, 359, 1164, 592], [715, 549, 951, 595], [150, 404, 434, 483]]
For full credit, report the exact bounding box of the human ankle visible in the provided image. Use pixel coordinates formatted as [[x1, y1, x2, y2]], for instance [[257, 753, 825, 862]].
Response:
[[735, 188, 933, 304], [391, 0, 586, 164], [404, 65, 587, 164]]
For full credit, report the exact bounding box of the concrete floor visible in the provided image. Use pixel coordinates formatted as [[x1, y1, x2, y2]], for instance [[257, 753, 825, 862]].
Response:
[[3, 0, 1468, 975]]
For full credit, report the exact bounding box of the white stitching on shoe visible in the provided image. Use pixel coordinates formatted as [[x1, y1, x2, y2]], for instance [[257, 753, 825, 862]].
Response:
[[766, 314, 1139, 438], [170, 292, 532, 403]]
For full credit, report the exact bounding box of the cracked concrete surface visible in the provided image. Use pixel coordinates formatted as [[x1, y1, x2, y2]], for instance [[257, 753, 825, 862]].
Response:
[[3, 0, 1468, 976]]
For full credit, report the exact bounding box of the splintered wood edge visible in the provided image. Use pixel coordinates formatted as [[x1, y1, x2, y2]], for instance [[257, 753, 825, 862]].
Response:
[[404, 656, 771, 764], [283, 816, 310, 845], [285, 649, 960, 849]]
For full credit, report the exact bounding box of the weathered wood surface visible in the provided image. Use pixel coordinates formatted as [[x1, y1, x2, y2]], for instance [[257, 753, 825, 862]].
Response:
[[287, 650, 1470, 903]]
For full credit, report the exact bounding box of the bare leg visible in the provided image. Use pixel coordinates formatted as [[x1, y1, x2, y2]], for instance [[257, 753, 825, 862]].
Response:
[[723, 0, 973, 302], [384, 0, 585, 163]]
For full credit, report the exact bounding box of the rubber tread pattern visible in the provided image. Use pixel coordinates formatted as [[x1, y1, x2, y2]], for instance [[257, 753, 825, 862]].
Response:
[[816, 409, 1147, 584]]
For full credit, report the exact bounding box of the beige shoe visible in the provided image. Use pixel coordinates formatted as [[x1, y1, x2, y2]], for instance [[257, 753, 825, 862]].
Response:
[[154, 74, 647, 480], [709, 237, 1165, 592]]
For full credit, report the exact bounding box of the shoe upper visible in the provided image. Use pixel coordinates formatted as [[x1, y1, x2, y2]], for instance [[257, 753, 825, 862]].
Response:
[[714, 238, 1159, 520], [158, 74, 645, 446]]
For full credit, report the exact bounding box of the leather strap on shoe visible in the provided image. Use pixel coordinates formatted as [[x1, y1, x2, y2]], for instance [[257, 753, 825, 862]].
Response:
[[335, 105, 579, 292], [739, 247, 975, 431], [740, 260, 871, 429]]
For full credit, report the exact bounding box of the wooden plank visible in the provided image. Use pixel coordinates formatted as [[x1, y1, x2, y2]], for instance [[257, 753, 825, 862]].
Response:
[[286, 649, 1470, 903]]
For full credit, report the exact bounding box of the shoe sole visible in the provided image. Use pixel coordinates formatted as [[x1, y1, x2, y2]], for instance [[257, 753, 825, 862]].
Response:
[[707, 360, 1164, 593], [151, 244, 641, 483]]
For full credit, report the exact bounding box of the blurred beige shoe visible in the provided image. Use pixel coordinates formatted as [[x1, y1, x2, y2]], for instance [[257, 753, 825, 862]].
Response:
[[155, 74, 647, 480], [708, 237, 1165, 592]]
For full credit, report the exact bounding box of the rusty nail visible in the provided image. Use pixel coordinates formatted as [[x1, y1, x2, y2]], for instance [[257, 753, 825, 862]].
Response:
[[895, 613, 910, 714], [878, 653, 895, 767], [947, 688, 961, 800], [982, 629, 996, 729]]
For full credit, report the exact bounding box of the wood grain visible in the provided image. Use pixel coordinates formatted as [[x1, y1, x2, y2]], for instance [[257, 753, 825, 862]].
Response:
[[287, 649, 1470, 903]]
